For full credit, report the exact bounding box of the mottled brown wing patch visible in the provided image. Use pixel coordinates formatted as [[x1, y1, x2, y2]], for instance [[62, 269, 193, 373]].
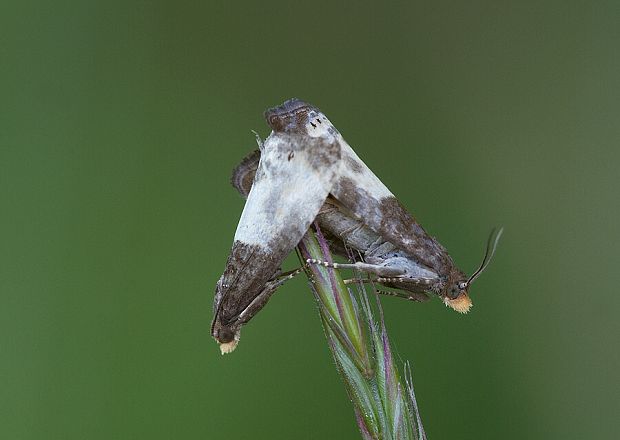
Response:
[[231, 149, 260, 197], [332, 176, 452, 273]]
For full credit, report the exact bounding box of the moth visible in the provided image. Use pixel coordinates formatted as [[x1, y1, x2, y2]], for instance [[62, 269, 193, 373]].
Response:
[[212, 98, 501, 353], [232, 150, 502, 309]]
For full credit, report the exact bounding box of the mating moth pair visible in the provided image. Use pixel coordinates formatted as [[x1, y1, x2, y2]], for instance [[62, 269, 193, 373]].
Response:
[[211, 98, 501, 353]]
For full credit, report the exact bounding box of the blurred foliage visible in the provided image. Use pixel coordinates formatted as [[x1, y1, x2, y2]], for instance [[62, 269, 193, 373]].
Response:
[[1, 1, 619, 439]]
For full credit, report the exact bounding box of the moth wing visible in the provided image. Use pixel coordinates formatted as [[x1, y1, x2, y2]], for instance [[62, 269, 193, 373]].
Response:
[[231, 149, 260, 198], [231, 150, 360, 263], [234, 133, 341, 250], [330, 140, 450, 271], [217, 134, 341, 322]]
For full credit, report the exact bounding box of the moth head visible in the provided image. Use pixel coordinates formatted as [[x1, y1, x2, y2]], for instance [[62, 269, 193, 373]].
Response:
[[264, 98, 320, 134], [212, 322, 241, 355], [211, 278, 242, 354], [443, 227, 503, 313], [442, 276, 472, 313]]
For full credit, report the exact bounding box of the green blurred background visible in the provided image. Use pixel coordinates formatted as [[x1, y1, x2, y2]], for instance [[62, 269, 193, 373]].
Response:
[[2, 1, 619, 438]]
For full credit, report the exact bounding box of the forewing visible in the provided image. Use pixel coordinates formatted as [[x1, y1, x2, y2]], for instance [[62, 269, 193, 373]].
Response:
[[330, 139, 452, 272], [216, 133, 341, 324]]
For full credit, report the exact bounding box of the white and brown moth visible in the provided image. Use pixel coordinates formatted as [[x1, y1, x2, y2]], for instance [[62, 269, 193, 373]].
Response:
[[232, 149, 502, 308], [212, 98, 502, 353]]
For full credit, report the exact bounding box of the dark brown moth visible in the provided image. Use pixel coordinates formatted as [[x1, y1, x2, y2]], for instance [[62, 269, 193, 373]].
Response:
[[212, 98, 501, 353]]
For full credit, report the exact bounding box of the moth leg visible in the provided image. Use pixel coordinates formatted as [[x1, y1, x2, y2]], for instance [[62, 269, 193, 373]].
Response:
[[276, 267, 303, 281], [237, 269, 301, 326], [375, 289, 430, 302], [376, 276, 434, 285], [343, 278, 373, 285], [306, 258, 405, 277], [343, 278, 430, 302], [343, 276, 433, 286], [342, 278, 430, 302]]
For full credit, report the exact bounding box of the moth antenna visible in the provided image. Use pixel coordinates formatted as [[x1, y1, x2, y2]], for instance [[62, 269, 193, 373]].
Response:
[[251, 130, 264, 151], [467, 227, 504, 285]]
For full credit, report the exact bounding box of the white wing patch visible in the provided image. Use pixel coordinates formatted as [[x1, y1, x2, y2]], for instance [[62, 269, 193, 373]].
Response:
[[234, 133, 341, 253]]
